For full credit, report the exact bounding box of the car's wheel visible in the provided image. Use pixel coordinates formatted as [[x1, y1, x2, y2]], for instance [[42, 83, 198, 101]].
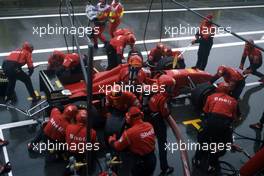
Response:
[[190, 82, 216, 111]]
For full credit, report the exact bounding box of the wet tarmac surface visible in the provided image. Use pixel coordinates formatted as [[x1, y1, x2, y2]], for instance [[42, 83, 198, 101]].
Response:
[[0, 1, 264, 176]]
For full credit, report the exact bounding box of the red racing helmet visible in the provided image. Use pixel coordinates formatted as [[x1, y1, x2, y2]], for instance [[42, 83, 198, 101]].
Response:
[[125, 106, 143, 125], [63, 104, 78, 120], [76, 109, 88, 124], [22, 41, 34, 53], [128, 55, 143, 68], [126, 34, 136, 45]]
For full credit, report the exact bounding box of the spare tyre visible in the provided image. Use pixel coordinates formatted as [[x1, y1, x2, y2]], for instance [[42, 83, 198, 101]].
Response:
[[105, 113, 126, 138], [190, 82, 216, 110]]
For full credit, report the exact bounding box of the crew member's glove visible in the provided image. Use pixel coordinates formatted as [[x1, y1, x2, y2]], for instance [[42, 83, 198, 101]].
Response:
[[108, 134, 117, 145], [28, 67, 34, 76], [239, 64, 244, 70]]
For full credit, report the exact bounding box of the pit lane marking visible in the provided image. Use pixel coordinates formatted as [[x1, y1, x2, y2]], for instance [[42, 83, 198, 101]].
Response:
[[1, 5, 264, 20], [0, 129, 13, 176], [182, 119, 201, 130]]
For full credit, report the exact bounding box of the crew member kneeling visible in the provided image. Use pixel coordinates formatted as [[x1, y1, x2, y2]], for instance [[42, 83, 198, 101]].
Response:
[[108, 107, 156, 176], [193, 87, 239, 173], [28, 104, 78, 151], [2, 42, 40, 102]]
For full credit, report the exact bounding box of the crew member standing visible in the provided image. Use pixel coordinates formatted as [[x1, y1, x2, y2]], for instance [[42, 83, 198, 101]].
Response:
[[108, 106, 156, 176], [92, 0, 110, 49], [106, 30, 136, 70], [239, 39, 264, 83], [2, 42, 40, 102], [193, 88, 239, 173], [109, 0, 124, 38], [192, 15, 215, 70], [148, 75, 175, 176], [210, 65, 245, 99]]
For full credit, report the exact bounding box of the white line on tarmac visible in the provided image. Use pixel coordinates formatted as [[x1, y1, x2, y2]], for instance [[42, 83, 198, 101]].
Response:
[[1, 5, 264, 20], [0, 119, 37, 130], [0, 30, 264, 57], [245, 82, 262, 87], [12, 39, 264, 68], [0, 129, 13, 176]]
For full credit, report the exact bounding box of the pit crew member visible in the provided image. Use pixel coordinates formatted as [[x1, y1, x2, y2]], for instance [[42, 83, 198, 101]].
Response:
[[108, 106, 156, 176], [239, 39, 264, 83], [2, 42, 40, 102], [147, 75, 175, 176], [192, 15, 215, 70], [210, 65, 245, 99]]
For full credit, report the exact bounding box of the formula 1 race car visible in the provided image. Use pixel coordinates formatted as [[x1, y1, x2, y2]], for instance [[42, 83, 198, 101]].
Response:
[[39, 63, 213, 105]]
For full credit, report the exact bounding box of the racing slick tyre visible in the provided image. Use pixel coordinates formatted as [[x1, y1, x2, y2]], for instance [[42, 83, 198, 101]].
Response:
[[156, 57, 174, 70], [0, 69, 8, 96], [105, 113, 125, 138], [190, 82, 216, 111]]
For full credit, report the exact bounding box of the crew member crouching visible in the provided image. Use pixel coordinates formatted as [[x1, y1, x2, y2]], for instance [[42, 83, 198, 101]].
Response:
[[47, 50, 80, 75], [65, 109, 97, 161], [108, 106, 156, 176], [239, 39, 264, 83], [28, 104, 78, 152]]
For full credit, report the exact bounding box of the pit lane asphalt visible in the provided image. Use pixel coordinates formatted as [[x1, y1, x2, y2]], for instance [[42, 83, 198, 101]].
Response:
[[0, 2, 264, 176]]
